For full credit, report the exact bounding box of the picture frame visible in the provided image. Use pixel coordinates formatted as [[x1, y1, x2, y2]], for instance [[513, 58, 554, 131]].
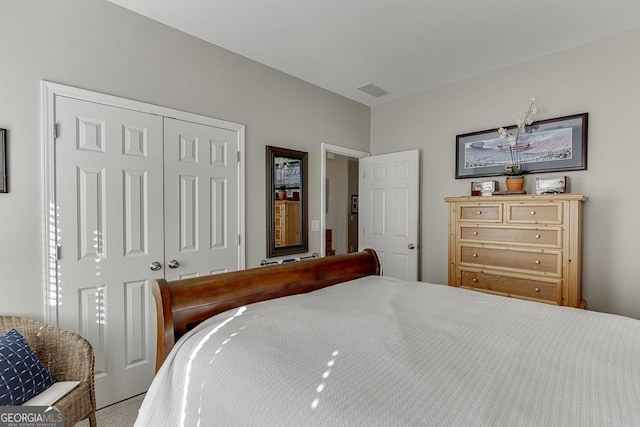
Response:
[[470, 180, 497, 196], [351, 194, 358, 214], [455, 113, 588, 179], [536, 176, 568, 194], [0, 129, 6, 193]]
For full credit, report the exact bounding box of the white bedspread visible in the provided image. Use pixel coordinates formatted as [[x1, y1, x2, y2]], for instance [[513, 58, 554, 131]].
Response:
[[136, 276, 640, 426]]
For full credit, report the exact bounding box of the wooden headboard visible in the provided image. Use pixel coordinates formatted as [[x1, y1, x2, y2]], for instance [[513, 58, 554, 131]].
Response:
[[152, 249, 381, 371]]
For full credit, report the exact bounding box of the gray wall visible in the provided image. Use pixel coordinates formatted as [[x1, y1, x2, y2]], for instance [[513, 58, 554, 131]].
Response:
[[2, 0, 637, 322], [325, 154, 349, 255], [371, 28, 640, 320], [0, 0, 370, 320], [347, 159, 358, 253]]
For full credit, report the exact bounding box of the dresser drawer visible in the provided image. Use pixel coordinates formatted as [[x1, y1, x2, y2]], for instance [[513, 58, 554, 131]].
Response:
[[460, 245, 561, 275], [458, 204, 501, 222], [459, 226, 561, 247], [506, 203, 562, 224], [460, 270, 560, 304]]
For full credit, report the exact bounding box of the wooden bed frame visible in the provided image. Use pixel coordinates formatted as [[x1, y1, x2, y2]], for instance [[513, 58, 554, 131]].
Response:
[[152, 249, 381, 370]]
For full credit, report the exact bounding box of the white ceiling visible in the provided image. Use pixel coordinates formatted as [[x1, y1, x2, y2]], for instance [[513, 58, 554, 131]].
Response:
[[106, 0, 640, 107]]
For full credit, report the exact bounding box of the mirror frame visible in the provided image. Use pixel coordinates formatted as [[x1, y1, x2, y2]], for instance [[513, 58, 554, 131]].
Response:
[[266, 145, 309, 258]]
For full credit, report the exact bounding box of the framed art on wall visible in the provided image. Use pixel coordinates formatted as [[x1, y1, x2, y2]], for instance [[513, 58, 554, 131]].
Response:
[[0, 129, 6, 193], [455, 113, 588, 179]]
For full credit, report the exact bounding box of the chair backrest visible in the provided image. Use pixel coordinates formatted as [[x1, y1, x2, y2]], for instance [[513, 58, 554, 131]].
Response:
[[0, 316, 93, 381], [0, 316, 97, 426], [0, 316, 53, 367]]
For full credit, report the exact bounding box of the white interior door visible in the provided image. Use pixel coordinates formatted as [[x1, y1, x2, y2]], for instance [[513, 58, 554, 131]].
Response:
[[51, 93, 244, 409], [163, 118, 241, 279], [359, 150, 420, 280], [55, 96, 163, 407]]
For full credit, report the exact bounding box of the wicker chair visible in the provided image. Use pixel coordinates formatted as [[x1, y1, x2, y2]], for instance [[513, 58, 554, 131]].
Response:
[[0, 316, 96, 427]]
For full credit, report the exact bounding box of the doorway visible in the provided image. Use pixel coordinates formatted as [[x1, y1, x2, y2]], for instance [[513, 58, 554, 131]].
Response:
[[321, 145, 421, 279], [320, 143, 368, 257]]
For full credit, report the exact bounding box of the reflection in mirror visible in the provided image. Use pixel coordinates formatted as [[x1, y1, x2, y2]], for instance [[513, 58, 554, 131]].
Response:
[[266, 146, 308, 257], [274, 157, 301, 247]]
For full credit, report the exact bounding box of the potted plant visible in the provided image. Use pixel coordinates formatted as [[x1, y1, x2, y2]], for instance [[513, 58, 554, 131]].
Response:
[[277, 186, 287, 200], [497, 98, 537, 192]]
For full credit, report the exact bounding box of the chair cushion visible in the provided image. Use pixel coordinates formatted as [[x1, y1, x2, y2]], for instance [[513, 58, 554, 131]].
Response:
[[0, 329, 58, 405], [21, 381, 80, 406]]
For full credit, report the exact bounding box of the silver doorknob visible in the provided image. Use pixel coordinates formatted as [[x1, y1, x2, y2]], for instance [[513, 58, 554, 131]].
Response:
[[168, 259, 180, 269], [408, 243, 416, 250], [149, 261, 162, 271]]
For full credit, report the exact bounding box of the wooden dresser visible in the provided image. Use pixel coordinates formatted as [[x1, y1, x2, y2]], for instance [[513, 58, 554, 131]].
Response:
[[274, 200, 301, 247], [445, 194, 587, 307]]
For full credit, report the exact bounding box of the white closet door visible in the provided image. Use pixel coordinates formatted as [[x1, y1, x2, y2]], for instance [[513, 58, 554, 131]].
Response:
[[163, 118, 241, 279], [55, 96, 162, 407], [49, 85, 245, 408]]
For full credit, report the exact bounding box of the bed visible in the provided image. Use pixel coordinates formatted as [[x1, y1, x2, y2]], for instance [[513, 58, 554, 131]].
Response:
[[136, 249, 640, 426]]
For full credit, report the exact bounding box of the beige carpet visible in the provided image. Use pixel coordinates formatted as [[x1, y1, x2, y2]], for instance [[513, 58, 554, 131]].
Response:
[[76, 393, 145, 427]]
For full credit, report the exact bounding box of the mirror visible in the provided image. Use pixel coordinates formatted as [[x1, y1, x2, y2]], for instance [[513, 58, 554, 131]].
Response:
[[266, 145, 308, 258]]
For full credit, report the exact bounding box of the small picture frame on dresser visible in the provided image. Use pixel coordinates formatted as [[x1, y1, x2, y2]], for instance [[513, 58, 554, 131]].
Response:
[[471, 180, 497, 196], [536, 176, 567, 194]]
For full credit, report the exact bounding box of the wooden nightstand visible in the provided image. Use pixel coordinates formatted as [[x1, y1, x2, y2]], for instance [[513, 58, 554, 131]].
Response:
[[326, 228, 336, 256]]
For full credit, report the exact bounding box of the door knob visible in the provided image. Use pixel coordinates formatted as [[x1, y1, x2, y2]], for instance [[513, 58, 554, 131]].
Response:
[[408, 243, 416, 250], [149, 261, 162, 271], [168, 259, 180, 269]]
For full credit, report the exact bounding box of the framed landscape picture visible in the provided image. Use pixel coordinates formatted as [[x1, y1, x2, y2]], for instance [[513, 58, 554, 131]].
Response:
[[455, 113, 588, 179]]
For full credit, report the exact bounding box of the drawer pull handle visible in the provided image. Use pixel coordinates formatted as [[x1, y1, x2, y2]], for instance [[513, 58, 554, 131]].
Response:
[[472, 253, 478, 258], [534, 287, 541, 293], [476, 211, 482, 215], [534, 234, 541, 239], [530, 211, 536, 215], [473, 231, 479, 235], [534, 260, 541, 264]]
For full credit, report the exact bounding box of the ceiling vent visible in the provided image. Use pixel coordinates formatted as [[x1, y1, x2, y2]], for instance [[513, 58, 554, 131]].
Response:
[[357, 83, 390, 98]]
